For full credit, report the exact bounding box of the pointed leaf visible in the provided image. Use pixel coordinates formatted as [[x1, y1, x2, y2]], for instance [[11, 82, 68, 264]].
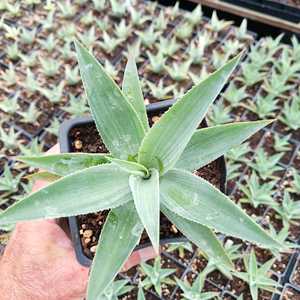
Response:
[[176, 120, 273, 171], [75, 40, 145, 159], [161, 204, 233, 270], [122, 55, 149, 132], [129, 168, 160, 253], [0, 164, 132, 225], [138, 287, 146, 300], [107, 157, 149, 177], [138, 54, 241, 174], [87, 202, 143, 299], [160, 169, 281, 249], [17, 153, 108, 176]]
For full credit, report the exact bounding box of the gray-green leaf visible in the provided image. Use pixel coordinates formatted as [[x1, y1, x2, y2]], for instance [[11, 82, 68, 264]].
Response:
[[161, 169, 281, 249], [138, 54, 241, 174], [0, 164, 132, 225], [75, 40, 145, 160], [122, 55, 149, 132], [161, 204, 233, 270], [87, 202, 143, 300], [17, 153, 109, 176], [129, 168, 160, 253], [176, 120, 273, 171]]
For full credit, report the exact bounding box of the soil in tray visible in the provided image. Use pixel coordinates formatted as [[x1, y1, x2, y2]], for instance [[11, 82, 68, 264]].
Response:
[[282, 286, 300, 300], [291, 259, 300, 288], [68, 117, 223, 259]]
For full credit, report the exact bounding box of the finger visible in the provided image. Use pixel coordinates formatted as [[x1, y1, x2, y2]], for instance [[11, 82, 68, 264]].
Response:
[[122, 246, 159, 272]]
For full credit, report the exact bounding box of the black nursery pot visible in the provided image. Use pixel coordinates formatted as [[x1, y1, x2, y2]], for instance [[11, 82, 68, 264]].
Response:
[[59, 100, 227, 267]]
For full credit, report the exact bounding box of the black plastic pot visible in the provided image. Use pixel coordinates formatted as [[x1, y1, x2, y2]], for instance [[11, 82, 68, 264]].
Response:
[[59, 100, 227, 267], [221, 0, 300, 23]]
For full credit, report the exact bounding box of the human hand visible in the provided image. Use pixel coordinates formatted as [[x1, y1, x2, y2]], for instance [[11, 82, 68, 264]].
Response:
[[0, 144, 157, 299]]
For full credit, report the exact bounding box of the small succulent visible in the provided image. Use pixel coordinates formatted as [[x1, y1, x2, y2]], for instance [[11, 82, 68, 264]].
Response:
[[109, 0, 127, 18], [166, 242, 193, 259], [201, 240, 241, 279], [261, 34, 283, 54], [247, 45, 273, 71], [223, 40, 243, 58], [250, 148, 283, 180], [0, 126, 21, 151], [114, 19, 131, 40], [207, 101, 233, 126], [19, 138, 44, 156], [175, 22, 193, 40], [98, 279, 133, 300], [271, 191, 300, 226], [57, 0, 76, 19], [78, 26, 98, 50], [165, 60, 191, 81], [287, 168, 300, 194], [189, 66, 210, 85], [39, 33, 57, 52], [40, 57, 60, 77], [186, 38, 205, 65], [226, 142, 250, 163], [63, 94, 89, 117], [96, 17, 110, 32], [212, 50, 228, 70], [1, 63, 18, 86], [235, 19, 252, 40], [20, 52, 38, 67], [147, 79, 175, 100], [137, 25, 159, 48], [139, 257, 176, 296], [157, 36, 180, 57], [147, 50, 166, 74], [280, 98, 300, 130], [0, 164, 23, 195], [41, 10, 55, 31], [243, 94, 278, 119], [18, 102, 41, 124], [207, 11, 233, 32], [0, 92, 20, 115], [1, 43, 281, 299], [80, 11, 94, 26], [58, 23, 76, 42], [238, 63, 265, 86], [238, 172, 277, 208], [222, 83, 248, 107], [273, 133, 291, 152], [233, 250, 280, 300], [268, 224, 298, 257], [290, 35, 300, 61], [92, 0, 106, 12], [3, 24, 19, 40], [104, 60, 118, 80], [226, 161, 242, 180], [64, 65, 80, 86], [166, 2, 179, 20], [153, 11, 168, 31], [39, 82, 65, 104], [60, 42, 76, 61], [129, 6, 150, 27], [263, 71, 294, 98], [46, 118, 61, 137], [98, 31, 123, 53], [176, 273, 219, 300], [184, 5, 202, 26], [20, 27, 36, 45], [6, 42, 20, 61], [22, 68, 40, 94]]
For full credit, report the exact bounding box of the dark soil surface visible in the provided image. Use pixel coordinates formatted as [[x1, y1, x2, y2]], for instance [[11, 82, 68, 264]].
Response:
[[282, 286, 300, 300]]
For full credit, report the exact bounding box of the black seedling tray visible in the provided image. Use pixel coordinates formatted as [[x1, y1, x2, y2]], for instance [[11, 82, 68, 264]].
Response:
[[221, 0, 300, 23]]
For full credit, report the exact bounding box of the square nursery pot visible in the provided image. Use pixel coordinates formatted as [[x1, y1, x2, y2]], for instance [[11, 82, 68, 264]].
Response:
[[59, 100, 227, 267]]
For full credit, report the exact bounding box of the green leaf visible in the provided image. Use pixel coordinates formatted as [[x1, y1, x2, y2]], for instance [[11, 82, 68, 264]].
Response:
[[0, 164, 132, 225], [74, 40, 145, 159], [17, 153, 108, 176], [175, 120, 273, 171], [87, 202, 143, 300], [138, 287, 146, 300], [122, 55, 149, 132], [138, 54, 241, 174], [160, 169, 281, 249], [129, 168, 160, 253], [107, 157, 149, 177], [161, 204, 233, 270]]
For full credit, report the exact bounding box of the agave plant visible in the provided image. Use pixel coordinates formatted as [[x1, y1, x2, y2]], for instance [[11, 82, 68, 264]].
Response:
[[39, 82, 65, 104], [19, 27, 37, 45], [235, 19, 252, 40], [165, 60, 191, 81], [0, 92, 20, 115], [184, 4, 202, 26], [280, 98, 300, 130], [233, 250, 280, 300], [222, 82, 248, 107], [6, 42, 20, 61], [207, 11, 233, 33], [0, 42, 282, 299], [98, 279, 133, 300], [207, 101, 233, 126], [287, 168, 300, 194]]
